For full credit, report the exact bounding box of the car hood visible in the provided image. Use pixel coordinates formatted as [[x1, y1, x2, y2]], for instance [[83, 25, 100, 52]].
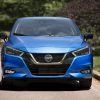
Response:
[[7, 36, 87, 53]]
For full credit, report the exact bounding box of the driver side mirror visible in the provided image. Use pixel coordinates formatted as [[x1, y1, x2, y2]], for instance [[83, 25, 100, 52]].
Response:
[[0, 32, 8, 41], [83, 33, 93, 40]]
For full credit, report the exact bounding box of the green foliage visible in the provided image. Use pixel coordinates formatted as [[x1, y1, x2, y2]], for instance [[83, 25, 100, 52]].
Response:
[[55, 0, 100, 34], [0, 0, 65, 31], [93, 56, 100, 72], [93, 46, 100, 56], [44, 1, 64, 16]]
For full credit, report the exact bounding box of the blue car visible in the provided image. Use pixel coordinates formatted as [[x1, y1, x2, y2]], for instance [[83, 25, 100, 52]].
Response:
[[0, 17, 93, 89]]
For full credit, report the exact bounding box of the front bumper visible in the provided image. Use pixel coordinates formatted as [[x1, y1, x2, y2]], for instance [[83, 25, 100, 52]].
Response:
[[2, 53, 93, 80]]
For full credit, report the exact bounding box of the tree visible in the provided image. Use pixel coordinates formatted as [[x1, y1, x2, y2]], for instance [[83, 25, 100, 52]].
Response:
[[55, 0, 100, 35], [0, 0, 65, 30]]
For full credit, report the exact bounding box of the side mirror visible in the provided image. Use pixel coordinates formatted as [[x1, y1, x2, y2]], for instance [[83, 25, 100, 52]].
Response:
[[0, 32, 8, 41], [83, 33, 93, 40]]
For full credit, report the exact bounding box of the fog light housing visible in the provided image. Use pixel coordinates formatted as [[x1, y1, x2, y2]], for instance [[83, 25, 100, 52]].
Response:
[[5, 69, 15, 74], [80, 69, 91, 74]]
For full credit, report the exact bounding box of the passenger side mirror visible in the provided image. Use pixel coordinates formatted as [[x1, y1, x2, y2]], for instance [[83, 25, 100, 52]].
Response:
[[0, 32, 8, 41], [83, 33, 93, 40]]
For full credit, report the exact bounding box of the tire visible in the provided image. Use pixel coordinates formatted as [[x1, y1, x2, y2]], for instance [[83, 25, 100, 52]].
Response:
[[79, 78, 92, 89], [0, 78, 13, 89], [1, 78, 28, 89]]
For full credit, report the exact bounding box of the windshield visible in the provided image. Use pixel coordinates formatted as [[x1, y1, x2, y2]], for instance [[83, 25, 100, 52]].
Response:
[[13, 19, 81, 36]]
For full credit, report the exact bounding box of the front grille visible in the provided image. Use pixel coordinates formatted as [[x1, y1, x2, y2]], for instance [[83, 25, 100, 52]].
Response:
[[28, 65, 69, 76], [32, 53, 64, 63], [22, 53, 74, 76]]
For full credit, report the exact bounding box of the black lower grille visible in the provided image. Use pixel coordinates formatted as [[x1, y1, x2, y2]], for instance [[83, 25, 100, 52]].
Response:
[[28, 65, 70, 76], [22, 53, 74, 76]]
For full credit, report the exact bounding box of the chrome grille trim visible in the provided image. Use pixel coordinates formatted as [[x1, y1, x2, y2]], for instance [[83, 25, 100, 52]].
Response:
[[29, 53, 67, 65]]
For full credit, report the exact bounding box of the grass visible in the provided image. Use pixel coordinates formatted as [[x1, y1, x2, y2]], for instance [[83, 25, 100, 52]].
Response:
[[93, 56, 100, 72]]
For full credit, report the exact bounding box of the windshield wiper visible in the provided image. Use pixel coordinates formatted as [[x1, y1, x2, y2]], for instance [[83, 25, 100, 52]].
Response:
[[14, 33, 29, 36]]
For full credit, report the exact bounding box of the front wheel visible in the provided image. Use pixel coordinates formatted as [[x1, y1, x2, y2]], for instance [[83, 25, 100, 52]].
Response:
[[1, 78, 28, 89], [0, 78, 13, 89], [79, 79, 92, 89]]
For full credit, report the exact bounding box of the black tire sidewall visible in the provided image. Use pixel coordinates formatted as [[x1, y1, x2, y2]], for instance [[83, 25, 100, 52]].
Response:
[[80, 78, 92, 89]]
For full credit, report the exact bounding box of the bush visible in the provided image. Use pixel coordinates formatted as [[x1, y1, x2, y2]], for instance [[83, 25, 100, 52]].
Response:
[[93, 47, 100, 56], [55, 0, 100, 34]]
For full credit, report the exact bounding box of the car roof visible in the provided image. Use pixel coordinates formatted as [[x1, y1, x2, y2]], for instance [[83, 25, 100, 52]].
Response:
[[17, 17, 71, 21]]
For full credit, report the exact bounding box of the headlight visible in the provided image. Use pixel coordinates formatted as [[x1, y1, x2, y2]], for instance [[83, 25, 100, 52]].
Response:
[[72, 47, 90, 56], [5, 46, 23, 56]]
